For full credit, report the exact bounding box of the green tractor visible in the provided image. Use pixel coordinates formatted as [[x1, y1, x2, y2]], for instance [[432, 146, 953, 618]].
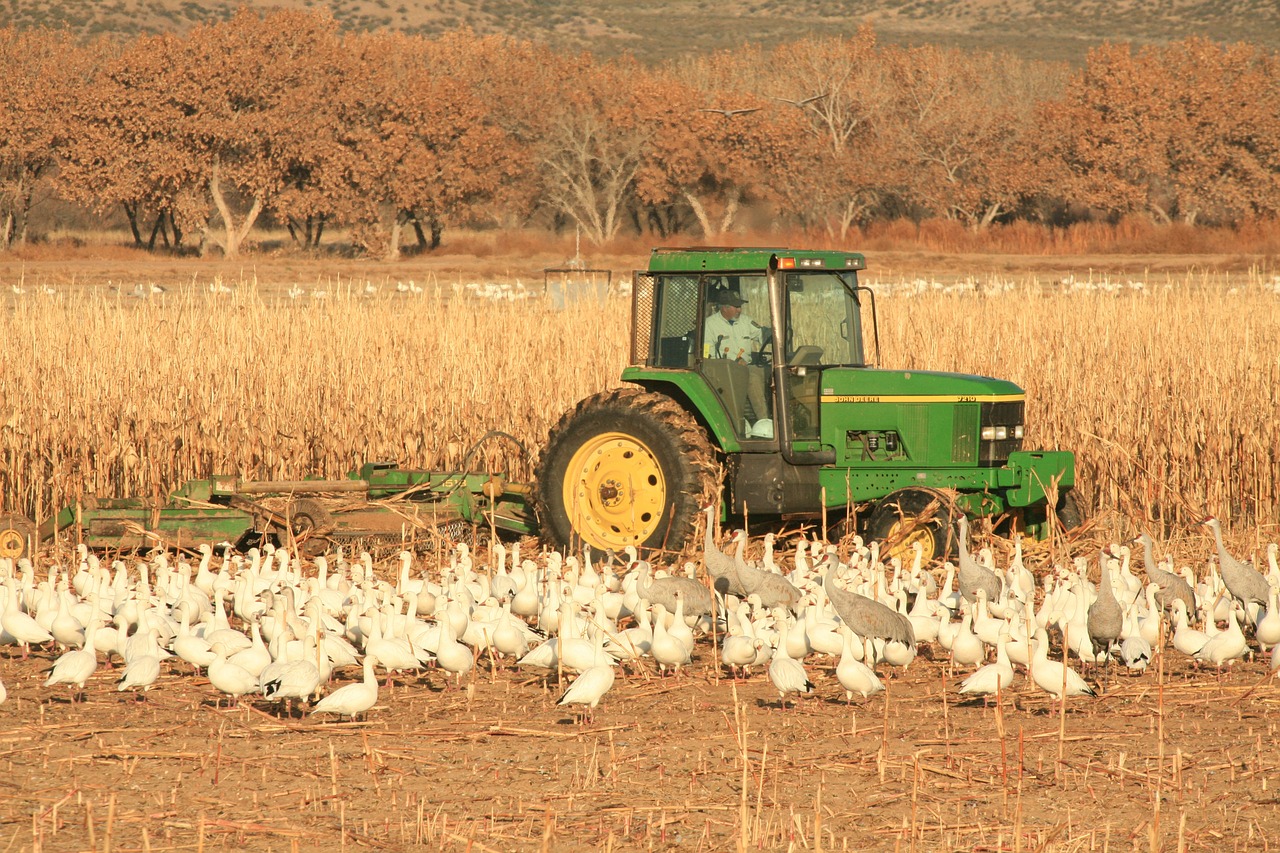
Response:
[[534, 247, 1080, 561]]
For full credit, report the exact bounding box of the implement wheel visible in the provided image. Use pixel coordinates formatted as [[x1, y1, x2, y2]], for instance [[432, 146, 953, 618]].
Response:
[[284, 498, 333, 557], [0, 514, 36, 561], [866, 488, 958, 565], [535, 388, 717, 554]]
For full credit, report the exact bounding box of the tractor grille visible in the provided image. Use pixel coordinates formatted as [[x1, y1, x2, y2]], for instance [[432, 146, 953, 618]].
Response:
[[979, 400, 1024, 466], [632, 273, 655, 365]]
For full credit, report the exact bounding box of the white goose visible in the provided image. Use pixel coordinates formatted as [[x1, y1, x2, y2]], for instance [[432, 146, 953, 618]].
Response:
[[44, 619, 99, 701], [312, 654, 379, 720], [117, 654, 162, 695], [958, 635, 1014, 701], [835, 626, 883, 703], [1029, 630, 1096, 700], [557, 664, 615, 723], [208, 642, 260, 708], [767, 625, 813, 711], [3, 580, 53, 658]]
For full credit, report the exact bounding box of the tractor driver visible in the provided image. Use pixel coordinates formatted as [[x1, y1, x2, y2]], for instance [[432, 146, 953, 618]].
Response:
[[703, 290, 771, 434], [703, 291, 761, 364]]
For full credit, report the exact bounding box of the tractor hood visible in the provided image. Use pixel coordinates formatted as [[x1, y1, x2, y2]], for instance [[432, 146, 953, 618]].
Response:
[[817, 368, 1024, 403]]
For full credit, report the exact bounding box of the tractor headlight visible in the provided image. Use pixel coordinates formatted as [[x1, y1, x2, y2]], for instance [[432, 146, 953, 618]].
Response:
[[1013, 425, 1024, 439], [981, 426, 996, 441]]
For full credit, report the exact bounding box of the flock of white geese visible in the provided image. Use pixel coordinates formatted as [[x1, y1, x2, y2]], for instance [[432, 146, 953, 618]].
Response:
[[2, 508, 1279, 721]]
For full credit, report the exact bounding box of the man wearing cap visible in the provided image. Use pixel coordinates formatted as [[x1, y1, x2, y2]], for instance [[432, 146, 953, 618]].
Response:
[[703, 290, 770, 431], [703, 291, 762, 363]]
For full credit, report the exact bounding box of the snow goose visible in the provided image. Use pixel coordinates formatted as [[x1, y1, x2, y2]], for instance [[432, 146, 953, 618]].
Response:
[[261, 636, 323, 715], [1029, 630, 1096, 700], [44, 620, 99, 701], [835, 626, 883, 703], [557, 664, 615, 724], [1194, 604, 1248, 670], [208, 642, 260, 708], [434, 614, 474, 688], [950, 609, 986, 670], [767, 624, 813, 711], [1170, 600, 1210, 658], [117, 654, 162, 696], [1255, 584, 1280, 650], [959, 635, 1013, 702], [3, 579, 53, 658], [312, 654, 379, 720], [649, 604, 692, 677]]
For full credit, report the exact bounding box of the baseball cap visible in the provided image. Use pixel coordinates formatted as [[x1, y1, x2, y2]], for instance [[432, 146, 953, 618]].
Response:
[[718, 292, 747, 307]]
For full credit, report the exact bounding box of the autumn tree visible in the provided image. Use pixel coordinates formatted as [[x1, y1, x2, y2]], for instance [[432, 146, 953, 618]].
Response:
[[881, 45, 1065, 229], [634, 51, 807, 239], [59, 32, 206, 250], [1038, 38, 1280, 224], [0, 28, 94, 250], [336, 32, 525, 258], [535, 58, 651, 245], [763, 28, 895, 237]]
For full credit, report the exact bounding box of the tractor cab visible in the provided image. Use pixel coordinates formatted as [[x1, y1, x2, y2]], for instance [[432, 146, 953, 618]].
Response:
[[642, 249, 872, 452]]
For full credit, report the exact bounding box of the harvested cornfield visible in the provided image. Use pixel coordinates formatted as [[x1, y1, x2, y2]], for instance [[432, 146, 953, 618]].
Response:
[[0, 266, 1277, 537]]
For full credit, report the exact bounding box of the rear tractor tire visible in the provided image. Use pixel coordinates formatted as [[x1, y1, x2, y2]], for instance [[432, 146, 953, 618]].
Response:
[[535, 388, 718, 554], [0, 513, 36, 561], [866, 488, 958, 565]]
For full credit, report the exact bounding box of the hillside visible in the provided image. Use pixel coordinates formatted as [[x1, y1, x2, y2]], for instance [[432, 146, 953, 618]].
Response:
[[8, 0, 1279, 62]]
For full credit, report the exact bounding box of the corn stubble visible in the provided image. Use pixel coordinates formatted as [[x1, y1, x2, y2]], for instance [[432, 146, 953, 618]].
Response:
[[0, 273, 1275, 532]]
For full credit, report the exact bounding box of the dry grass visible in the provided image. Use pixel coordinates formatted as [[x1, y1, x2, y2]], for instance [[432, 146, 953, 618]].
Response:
[[0, 267, 1277, 543]]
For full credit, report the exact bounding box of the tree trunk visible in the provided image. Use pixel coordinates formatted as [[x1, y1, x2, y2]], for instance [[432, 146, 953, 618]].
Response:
[[384, 212, 404, 261], [683, 192, 714, 238], [209, 159, 263, 259], [123, 202, 145, 247]]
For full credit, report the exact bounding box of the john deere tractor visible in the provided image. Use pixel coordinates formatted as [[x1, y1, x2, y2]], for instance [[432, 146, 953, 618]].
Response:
[[534, 248, 1079, 560]]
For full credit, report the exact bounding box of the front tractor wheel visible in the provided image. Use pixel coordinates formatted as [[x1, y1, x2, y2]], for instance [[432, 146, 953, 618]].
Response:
[[535, 388, 717, 554], [0, 514, 35, 561], [866, 488, 958, 565]]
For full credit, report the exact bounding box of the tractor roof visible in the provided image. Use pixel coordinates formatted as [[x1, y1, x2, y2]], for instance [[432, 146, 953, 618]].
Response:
[[647, 247, 866, 274]]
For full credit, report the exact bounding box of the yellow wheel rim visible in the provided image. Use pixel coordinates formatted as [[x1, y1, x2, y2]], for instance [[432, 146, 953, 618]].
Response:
[[883, 519, 935, 565], [0, 526, 26, 560], [563, 431, 666, 550]]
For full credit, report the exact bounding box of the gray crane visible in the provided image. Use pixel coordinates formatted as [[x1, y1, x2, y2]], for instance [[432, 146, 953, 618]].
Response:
[[1133, 533, 1196, 615], [1087, 549, 1124, 656], [956, 514, 1002, 604], [820, 556, 915, 648], [1204, 517, 1270, 616], [702, 506, 748, 598], [732, 533, 802, 610], [635, 561, 714, 620]]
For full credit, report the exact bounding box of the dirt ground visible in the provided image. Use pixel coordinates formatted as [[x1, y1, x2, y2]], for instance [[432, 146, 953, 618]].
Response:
[[3, 543, 1279, 853]]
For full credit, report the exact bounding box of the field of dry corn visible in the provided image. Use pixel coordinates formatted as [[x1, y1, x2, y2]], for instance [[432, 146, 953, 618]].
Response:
[[1, 259, 1277, 541], [2, 256, 1280, 852]]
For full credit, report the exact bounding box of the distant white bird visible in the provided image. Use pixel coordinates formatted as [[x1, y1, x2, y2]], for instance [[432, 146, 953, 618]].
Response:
[[557, 664, 615, 723]]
